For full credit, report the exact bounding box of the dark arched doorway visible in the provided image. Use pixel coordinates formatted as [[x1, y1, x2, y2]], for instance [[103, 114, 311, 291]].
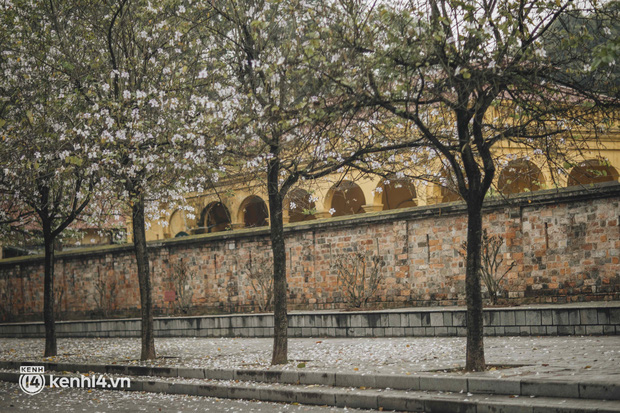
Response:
[[498, 159, 545, 195], [239, 196, 269, 228], [567, 159, 619, 187], [327, 181, 366, 217], [377, 178, 418, 210], [286, 188, 316, 223], [200, 202, 231, 233]]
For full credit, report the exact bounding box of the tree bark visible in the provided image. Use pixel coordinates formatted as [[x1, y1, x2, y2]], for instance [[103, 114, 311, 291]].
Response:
[[465, 199, 485, 371], [268, 157, 288, 365], [43, 225, 57, 357], [132, 195, 156, 360]]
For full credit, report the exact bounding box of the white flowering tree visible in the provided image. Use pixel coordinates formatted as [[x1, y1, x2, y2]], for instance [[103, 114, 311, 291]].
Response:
[[0, 1, 98, 356], [328, 0, 618, 371], [200, 0, 423, 364], [26, 0, 218, 360], [80, 1, 217, 360]]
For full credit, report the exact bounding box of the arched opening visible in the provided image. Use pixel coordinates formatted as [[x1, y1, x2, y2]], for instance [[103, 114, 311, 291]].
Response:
[[498, 159, 545, 195], [567, 159, 619, 187], [440, 185, 461, 203], [431, 169, 461, 203], [169, 210, 187, 237], [200, 202, 231, 233], [327, 181, 366, 217], [286, 188, 316, 223], [377, 178, 417, 210], [239, 196, 269, 228]]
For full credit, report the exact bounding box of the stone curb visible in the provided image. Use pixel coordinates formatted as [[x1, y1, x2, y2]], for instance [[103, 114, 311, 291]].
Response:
[[2, 360, 619, 401], [1, 370, 619, 413]]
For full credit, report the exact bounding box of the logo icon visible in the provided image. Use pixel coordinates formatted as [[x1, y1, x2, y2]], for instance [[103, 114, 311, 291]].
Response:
[[19, 366, 45, 395]]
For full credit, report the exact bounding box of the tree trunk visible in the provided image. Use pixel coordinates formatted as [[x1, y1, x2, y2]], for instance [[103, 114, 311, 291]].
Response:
[[132, 195, 156, 360], [465, 199, 485, 371], [43, 227, 57, 357], [268, 158, 288, 365]]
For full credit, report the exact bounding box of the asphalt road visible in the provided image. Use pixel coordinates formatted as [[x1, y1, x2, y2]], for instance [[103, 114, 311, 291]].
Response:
[[0, 381, 377, 413]]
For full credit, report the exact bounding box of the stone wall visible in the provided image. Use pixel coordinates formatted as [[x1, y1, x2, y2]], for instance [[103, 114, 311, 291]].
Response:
[[1, 184, 619, 322]]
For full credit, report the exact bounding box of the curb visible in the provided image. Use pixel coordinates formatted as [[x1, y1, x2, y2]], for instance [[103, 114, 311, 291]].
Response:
[[1, 360, 619, 401]]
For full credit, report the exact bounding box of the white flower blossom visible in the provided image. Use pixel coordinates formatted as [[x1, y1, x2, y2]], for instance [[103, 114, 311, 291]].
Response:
[[534, 48, 546, 58]]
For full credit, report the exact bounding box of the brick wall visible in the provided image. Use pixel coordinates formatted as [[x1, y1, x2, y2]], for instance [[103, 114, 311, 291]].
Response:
[[1, 184, 619, 321]]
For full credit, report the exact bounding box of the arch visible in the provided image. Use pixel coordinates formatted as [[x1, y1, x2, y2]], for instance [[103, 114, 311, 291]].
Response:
[[567, 159, 619, 187], [376, 178, 418, 210], [431, 169, 461, 203], [239, 195, 269, 228], [169, 210, 187, 237], [326, 181, 366, 217], [200, 201, 231, 233], [498, 159, 545, 195], [286, 188, 316, 223], [440, 186, 461, 203]]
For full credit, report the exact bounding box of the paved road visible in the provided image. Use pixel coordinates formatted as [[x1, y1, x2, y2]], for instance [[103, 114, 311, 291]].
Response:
[[0, 381, 376, 413]]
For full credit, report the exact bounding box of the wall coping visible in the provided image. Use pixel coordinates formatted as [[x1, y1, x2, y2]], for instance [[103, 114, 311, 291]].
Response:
[[1, 301, 618, 327], [1, 181, 619, 268]]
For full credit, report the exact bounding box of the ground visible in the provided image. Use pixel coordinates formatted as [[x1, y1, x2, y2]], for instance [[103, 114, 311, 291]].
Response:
[[1, 336, 618, 381]]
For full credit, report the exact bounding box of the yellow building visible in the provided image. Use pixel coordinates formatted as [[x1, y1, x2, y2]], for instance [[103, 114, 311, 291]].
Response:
[[143, 135, 620, 242]]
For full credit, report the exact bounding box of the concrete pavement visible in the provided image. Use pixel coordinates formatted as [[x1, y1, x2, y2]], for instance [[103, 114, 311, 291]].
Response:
[[1, 336, 619, 412], [1, 336, 619, 381]]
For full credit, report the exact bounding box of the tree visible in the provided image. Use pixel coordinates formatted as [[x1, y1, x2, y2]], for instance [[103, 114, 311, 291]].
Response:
[[327, 0, 618, 371], [78, 0, 216, 360], [201, 0, 415, 364], [31, 0, 217, 360], [0, 1, 97, 356]]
